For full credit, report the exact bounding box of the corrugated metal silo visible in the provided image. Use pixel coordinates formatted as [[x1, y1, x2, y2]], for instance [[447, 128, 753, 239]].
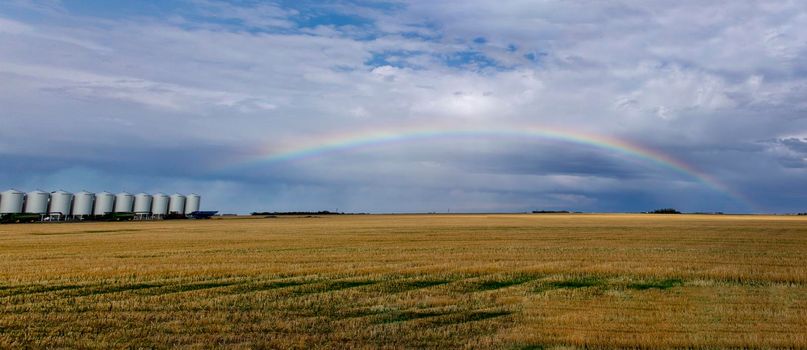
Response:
[[184, 194, 200, 214], [48, 190, 73, 215], [0, 189, 25, 214], [93, 192, 115, 215], [24, 190, 50, 214], [133, 193, 152, 213], [71, 191, 95, 216], [169, 193, 186, 214], [114, 192, 134, 213], [152, 193, 169, 216]]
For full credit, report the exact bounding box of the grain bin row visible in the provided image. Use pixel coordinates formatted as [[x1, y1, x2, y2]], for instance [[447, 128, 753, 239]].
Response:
[[0, 189, 201, 218]]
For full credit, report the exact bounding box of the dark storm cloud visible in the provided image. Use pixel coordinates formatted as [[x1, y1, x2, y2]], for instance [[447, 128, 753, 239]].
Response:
[[779, 138, 807, 154], [444, 144, 652, 179]]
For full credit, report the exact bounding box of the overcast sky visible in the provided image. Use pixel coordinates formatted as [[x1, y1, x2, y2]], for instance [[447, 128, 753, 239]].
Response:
[[1, 0, 806, 213]]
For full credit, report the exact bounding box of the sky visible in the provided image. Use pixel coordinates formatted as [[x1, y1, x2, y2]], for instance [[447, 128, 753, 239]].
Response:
[[1, 0, 806, 214]]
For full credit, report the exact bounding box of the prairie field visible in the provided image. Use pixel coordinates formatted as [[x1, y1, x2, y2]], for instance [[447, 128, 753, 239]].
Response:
[[0, 214, 806, 349]]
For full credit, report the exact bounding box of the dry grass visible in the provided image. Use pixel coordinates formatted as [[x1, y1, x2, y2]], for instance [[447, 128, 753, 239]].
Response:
[[0, 214, 805, 349]]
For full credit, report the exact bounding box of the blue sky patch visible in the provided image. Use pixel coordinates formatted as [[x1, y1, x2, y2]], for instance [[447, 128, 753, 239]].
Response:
[[524, 52, 548, 62], [294, 12, 373, 29], [365, 50, 427, 69], [442, 51, 507, 71]]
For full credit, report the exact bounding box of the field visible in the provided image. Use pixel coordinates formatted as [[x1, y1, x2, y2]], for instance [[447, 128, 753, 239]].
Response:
[[0, 214, 806, 349]]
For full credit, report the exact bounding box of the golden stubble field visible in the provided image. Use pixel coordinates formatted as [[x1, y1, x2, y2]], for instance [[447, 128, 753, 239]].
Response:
[[0, 214, 805, 349]]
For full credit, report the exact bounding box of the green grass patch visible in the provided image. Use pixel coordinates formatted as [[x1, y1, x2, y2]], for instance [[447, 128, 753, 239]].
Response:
[[292, 280, 377, 295], [172, 281, 239, 292], [327, 280, 376, 291], [513, 345, 546, 350], [460, 310, 512, 322], [429, 310, 512, 326], [472, 275, 537, 291], [75, 282, 164, 296], [0, 284, 86, 298], [376, 310, 447, 324], [334, 308, 387, 319], [549, 276, 604, 288], [376, 308, 512, 325], [627, 278, 683, 290], [533, 276, 605, 293], [234, 280, 309, 293], [144, 280, 242, 295], [403, 279, 452, 289], [82, 229, 143, 234], [380, 279, 453, 293]]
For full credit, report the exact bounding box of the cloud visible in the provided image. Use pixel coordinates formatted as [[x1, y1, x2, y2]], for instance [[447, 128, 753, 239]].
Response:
[[0, 1, 806, 213], [0, 62, 277, 113], [189, 0, 298, 30]]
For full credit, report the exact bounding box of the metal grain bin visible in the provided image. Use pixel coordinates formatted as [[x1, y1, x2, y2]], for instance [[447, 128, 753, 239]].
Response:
[[184, 194, 200, 215], [0, 189, 24, 214], [93, 192, 115, 216], [151, 193, 169, 216], [114, 192, 134, 213], [133, 193, 153, 214], [71, 191, 95, 216], [48, 190, 73, 216], [168, 193, 185, 214], [24, 190, 49, 214]]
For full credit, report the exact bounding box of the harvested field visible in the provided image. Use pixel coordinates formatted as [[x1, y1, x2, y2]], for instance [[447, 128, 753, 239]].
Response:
[[0, 214, 805, 349]]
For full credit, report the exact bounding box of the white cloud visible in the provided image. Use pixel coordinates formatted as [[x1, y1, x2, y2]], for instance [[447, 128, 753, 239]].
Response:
[[0, 62, 276, 112], [190, 0, 298, 29]]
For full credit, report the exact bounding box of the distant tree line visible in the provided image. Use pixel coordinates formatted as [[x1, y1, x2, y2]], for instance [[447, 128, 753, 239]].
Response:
[[251, 211, 347, 216], [532, 210, 572, 214]]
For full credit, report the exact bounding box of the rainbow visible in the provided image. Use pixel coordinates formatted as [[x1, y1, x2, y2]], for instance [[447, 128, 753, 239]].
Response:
[[223, 125, 754, 208]]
